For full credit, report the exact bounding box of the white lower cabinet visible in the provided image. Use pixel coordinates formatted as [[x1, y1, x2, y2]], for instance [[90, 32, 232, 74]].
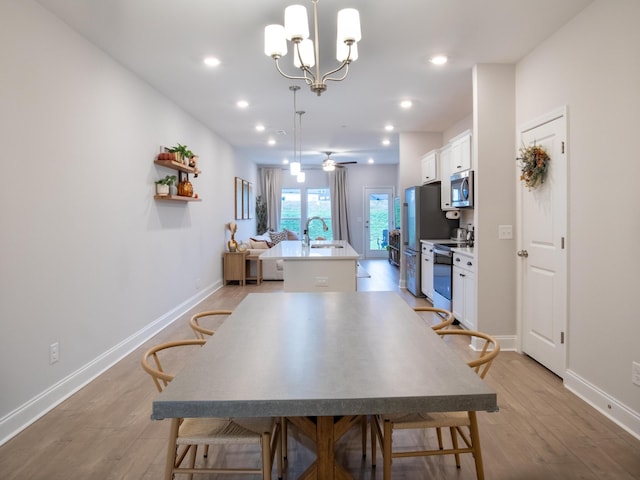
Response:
[[421, 241, 434, 300], [452, 251, 476, 330]]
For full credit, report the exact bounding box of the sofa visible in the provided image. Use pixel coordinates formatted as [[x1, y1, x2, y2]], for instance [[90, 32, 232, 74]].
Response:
[[245, 230, 298, 281]]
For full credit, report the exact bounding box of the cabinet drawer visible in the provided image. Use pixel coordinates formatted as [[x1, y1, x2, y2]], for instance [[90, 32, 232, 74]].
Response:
[[453, 253, 474, 273]]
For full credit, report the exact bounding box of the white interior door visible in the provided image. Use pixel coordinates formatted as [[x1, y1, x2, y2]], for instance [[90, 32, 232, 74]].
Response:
[[518, 111, 567, 378], [364, 187, 393, 258]]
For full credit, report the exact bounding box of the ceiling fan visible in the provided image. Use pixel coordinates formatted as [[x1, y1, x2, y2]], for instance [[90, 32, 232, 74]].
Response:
[[321, 151, 357, 171]]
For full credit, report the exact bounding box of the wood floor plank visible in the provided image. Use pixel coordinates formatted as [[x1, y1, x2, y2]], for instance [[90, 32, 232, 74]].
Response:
[[1, 260, 638, 479]]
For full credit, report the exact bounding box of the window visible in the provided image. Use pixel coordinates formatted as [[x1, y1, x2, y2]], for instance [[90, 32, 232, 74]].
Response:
[[280, 187, 332, 240], [306, 188, 332, 240], [280, 188, 301, 235]]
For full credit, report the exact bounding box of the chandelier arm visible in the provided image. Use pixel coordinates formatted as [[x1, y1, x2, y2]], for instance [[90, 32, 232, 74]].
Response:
[[273, 57, 314, 83], [320, 60, 350, 83], [293, 42, 318, 84]]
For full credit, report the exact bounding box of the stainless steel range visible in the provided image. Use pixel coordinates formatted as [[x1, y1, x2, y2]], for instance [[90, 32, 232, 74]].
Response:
[[432, 241, 468, 311]]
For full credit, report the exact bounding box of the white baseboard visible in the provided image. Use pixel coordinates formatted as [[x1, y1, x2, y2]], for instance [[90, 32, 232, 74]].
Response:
[[0, 282, 221, 446], [564, 369, 640, 440], [492, 334, 517, 351]]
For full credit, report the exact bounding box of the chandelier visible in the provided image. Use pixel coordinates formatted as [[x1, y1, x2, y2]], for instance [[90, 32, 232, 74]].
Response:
[[264, 0, 361, 96]]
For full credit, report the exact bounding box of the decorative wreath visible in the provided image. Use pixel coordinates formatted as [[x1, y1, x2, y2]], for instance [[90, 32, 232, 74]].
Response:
[[518, 144, 550, 190]]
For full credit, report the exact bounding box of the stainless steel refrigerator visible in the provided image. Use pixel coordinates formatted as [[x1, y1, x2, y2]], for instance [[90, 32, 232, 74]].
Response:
[[403, 184, 458, 296]]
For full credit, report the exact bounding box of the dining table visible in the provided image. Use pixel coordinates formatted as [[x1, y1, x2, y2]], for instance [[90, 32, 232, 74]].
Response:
[[152, 291, 497, 480]]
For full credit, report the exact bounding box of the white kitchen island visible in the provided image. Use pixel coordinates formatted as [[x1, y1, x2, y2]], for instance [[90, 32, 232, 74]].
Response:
[[260, 240, 360, 292]]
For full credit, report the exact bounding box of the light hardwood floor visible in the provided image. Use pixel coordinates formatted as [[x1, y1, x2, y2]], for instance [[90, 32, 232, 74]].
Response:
[[1, 259, 639, 479]]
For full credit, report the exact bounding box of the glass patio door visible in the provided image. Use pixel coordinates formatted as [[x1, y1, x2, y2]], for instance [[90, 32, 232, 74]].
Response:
[[364, 187, 393, 258]]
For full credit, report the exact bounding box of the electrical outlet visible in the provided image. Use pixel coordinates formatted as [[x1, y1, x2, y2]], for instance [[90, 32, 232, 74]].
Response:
[[498, 225, 513, 240], [315, 276, 329, 287], [50, 342, 59, 364], [632, 361, 640, 387]]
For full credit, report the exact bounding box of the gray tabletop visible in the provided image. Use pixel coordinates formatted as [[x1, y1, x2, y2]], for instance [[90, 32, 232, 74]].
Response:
[[152, 291, 496, 420]]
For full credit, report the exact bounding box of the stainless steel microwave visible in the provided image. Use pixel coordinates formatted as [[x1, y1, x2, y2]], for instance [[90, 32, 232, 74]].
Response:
[[451, 170, 474, 208]]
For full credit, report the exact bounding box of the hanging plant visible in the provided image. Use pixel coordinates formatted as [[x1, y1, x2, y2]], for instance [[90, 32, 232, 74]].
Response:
[[518, 144, 550, 190]]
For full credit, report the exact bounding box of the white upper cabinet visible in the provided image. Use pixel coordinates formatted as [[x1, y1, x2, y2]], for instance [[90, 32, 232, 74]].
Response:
[[439, 145, 456, 211], [449, 130, 472, 174], [420, 150, 440, 184]]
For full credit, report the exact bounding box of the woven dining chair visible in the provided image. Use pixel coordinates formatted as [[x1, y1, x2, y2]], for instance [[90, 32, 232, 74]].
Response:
[[413, 306, 455, 331], [141, 339, 282, 480], [360, 307, 455, 461], [189, 310, 233, 339], [371, 329, 500, 480]]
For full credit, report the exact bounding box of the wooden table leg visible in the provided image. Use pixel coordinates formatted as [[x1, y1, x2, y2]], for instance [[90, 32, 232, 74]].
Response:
[[288, 416, 354, 480], [316, 416, 334, 479]]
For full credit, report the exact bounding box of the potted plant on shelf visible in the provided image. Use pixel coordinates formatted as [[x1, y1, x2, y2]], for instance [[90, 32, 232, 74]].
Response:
[[154, 175, 177, 196], [167, 143, 190, 164]]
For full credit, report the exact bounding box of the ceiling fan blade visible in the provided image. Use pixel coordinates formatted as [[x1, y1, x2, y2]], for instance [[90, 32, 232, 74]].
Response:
[[337, 161, 357, 165]]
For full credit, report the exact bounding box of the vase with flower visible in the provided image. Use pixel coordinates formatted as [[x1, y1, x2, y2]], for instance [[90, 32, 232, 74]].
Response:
[[227, 222, 238, 252]]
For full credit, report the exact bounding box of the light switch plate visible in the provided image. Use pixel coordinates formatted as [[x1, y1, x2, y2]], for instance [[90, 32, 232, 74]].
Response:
[[498, 225, 513, 240]]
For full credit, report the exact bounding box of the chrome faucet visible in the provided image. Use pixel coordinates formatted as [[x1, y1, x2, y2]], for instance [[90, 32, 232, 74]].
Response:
[[303, 216, 329, 246]]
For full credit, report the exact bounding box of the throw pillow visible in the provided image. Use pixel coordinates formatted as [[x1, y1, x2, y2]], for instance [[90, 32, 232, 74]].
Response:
[[269, 230, 288, 245], [249, 239, 269, 249], [284, 228, 299, 240]]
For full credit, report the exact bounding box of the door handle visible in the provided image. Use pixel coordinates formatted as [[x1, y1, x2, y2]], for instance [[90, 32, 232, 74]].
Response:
[[517, 250, 529, 258]]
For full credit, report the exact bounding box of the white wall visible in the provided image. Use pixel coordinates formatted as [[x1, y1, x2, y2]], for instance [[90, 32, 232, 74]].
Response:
[[516, 0, 640, 434], [0, 0, 256, 443], [473, 65, 517, 337]]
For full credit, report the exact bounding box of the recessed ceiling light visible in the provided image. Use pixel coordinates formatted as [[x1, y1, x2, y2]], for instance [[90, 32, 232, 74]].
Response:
[[400, 100, 413, 109], [368, 158, 374, 164], [430, 55, 448, 65], [267, 138, 276, 145], [203, 56, 221, 67], [282, 158, 289, 164], [255, 124, 265, 132], [382, 139, 391, 146], [237, 100, 249, 109], [384, 124, 394, 132]]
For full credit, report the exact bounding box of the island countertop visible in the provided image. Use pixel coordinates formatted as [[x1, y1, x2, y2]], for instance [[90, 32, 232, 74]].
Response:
[[259, 240, 360, 261]]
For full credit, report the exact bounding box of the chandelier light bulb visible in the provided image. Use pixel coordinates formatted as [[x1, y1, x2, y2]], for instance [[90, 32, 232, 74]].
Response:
[[337, 8, 361, 43], [264, 24, 288, 57], [294, 39, 315, 68], [284, 5, 309, 41]]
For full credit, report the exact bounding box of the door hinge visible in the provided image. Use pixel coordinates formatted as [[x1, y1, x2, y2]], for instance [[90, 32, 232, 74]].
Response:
[[561, 332, 565, 344], [561, 141, 565, 154]]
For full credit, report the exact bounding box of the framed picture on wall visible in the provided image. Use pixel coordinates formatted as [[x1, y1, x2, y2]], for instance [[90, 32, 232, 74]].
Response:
[[243, 180, 250, 219], [247, 183, 253, 219], [235, 177, 243, 219]]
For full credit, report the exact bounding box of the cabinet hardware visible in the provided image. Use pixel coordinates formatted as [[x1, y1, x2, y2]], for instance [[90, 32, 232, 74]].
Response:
[[467, 261, 472, 266], [561, 141, 565, 154], [561, 237, 565, 249], [517, 250, 529, 257], [561, 332, 565, 344]]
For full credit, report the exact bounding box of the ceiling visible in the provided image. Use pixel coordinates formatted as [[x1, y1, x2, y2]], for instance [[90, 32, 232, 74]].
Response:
[[35, 0, 592, 168]]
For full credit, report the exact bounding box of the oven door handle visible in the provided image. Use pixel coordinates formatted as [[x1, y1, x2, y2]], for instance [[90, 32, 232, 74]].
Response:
[[433, 248, 452, 257]]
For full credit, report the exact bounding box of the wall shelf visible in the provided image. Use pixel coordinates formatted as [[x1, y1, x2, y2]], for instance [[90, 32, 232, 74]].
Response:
[[154, 159, 200, 175], [154, 195, 201, 202], [154, 154, 201, 202]]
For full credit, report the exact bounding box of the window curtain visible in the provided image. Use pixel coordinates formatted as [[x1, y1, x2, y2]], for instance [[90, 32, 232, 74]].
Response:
[[260, 167, 282, 232], [329, 168, 351, 243]]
